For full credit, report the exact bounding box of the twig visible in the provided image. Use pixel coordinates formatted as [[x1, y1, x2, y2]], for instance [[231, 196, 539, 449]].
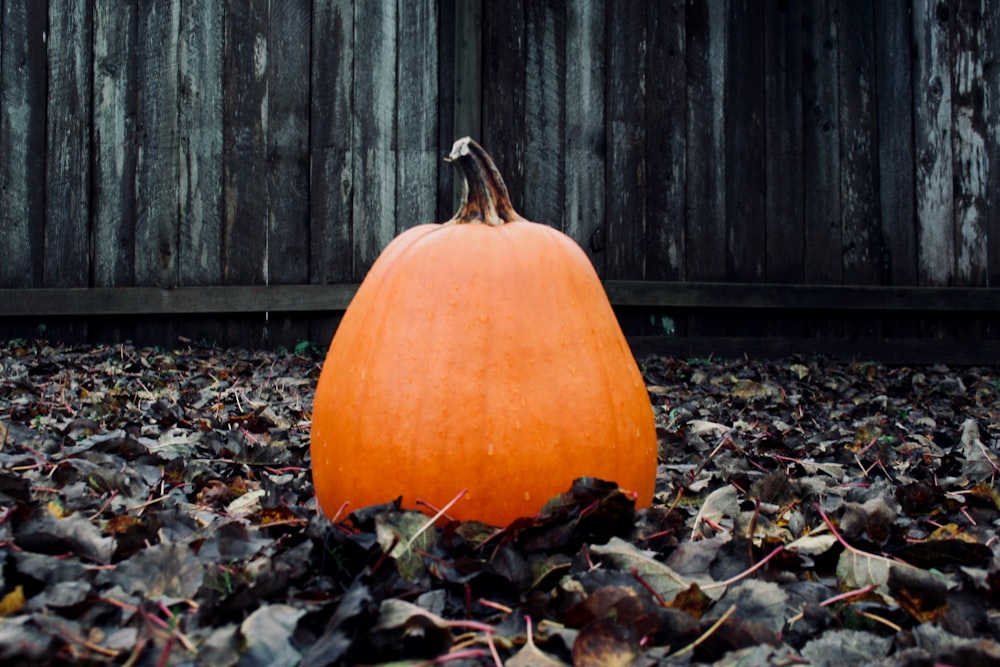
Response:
[[668, 603, 738, 658], [409, 489, 467, 548], [701, 544, 786, 591], [787, 583, 877, 625], [814, 502, 898, 567]]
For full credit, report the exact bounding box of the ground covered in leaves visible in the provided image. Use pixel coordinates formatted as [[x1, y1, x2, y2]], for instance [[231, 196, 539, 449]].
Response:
[[1, 341, 999, 666]]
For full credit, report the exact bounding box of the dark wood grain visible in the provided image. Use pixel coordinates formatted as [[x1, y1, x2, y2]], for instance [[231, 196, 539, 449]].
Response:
[[481, 0, 526, 210], [563, 0, 606, 271], [0, 0, 47, 289], [397, 0, 441, 230], [951, 0, 988, 286], [838, 0, 881, 287], [724, 0, 765, 284], [178, 0, 223, 287], [801, 0, 842, 286], [222, 0, 268, 289], [764, 0, 803, 286], [645, 0, 686, 283], [135, 1, 180, 288], [605, 0, 646, 281], [352, 0, 397, 275], [874, 0, 916, 288], [913, 0, 955, 286], [45, 1, 91, 289], [523, 0, 565, 231], [7, 283, 999, 317]]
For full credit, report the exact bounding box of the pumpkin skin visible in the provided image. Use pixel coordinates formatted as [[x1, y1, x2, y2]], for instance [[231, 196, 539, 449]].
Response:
[[310, 138, 657, 526]]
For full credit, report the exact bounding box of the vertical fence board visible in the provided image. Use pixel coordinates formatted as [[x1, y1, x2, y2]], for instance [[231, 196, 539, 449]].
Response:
[[725, 1, 765, 283], [605, 0, 646, 281], [481, 1, 526, 209], [684, 0, 726, 284], [309, 0, 353, 285], [446, 0, 479, 217], [838, 0, 881, 289], [523, 0, 565, 230], [397, 0, 440, 231], [802, 0, 841, 286], [179, 0, 223, 287], [267, 0, 312, 346], [987, 2, 1000, 292], [684, 0, 727, 336], [223, 0, 268, 287], [45, 0, 91, 289], [92, 0, 137, 289], [135, 1, 180, 288], [644, 0, 686, 282], [764, 0, 804, 338], [267, 0, 311, 284], [309, 0, 353, 346], [952, 0, 988, 286], [564, 0, 605, 270], [0, 0, 46, 289], [913, 0, 955, 286], [875, 0, 916, 287], [764, 0, 803, 284], [353, 0, 397, 275], [222, 0, 270, 346]]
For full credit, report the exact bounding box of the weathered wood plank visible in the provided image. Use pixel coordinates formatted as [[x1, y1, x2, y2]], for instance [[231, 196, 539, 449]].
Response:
[[605, 0, 646, 281], [764, 0, 803, 284], [913, 0, 955, 286], [308, 0, 353, 346], [644, 0, 685, 282], [267, 0, 311, 284], [481, 0, 526, 209], [801, 0, 842, 286], [45, 0, 91, 289], [987, 0, 1000, 290], [685, 0, 727, 335], [135, 0, 181, 287], [397, 0, 440, 230], [523, 0, 565, 230], [223, 0, 268, 288], [564, 0, 605, 270], [837, 0, 881, 287], [447, 0, 481, 216], [0, 0, 46, 288], [951, 0, 988, 287], [178, 0, 223, 286], [725, 0, 765, 283], [604, 281, 1000, 311], [1, 285, 358, 316], [309, 0, 354, 284], [6, 282, 999, 317], [92, 0, 137, 288], [684, 0, 726, 284], [763, 0, 804, 338], [266, 0, 312, 346], [352, 0, 397, 274], [874, 0, 917, 287]]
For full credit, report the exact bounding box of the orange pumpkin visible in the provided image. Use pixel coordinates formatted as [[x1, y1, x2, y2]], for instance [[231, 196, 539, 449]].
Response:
[[310, 138, 657, 526]]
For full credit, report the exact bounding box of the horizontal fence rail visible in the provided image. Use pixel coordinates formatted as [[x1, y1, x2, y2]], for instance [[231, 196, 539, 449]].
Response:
[[4, 283, 1000, 317]]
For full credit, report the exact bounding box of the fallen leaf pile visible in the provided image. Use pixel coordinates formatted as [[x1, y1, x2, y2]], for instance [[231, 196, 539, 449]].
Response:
[[1, 341, 999, 665]]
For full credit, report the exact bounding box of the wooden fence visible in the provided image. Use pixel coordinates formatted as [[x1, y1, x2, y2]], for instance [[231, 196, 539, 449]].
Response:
[[1, 0, 999, 362]]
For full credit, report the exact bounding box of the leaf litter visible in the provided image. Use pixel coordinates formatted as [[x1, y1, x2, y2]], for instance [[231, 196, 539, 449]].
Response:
[[1, 341, 999, 665]]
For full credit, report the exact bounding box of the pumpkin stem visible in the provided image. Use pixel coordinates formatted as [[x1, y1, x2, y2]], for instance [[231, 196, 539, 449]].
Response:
[[446, 137, 523, 226]]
